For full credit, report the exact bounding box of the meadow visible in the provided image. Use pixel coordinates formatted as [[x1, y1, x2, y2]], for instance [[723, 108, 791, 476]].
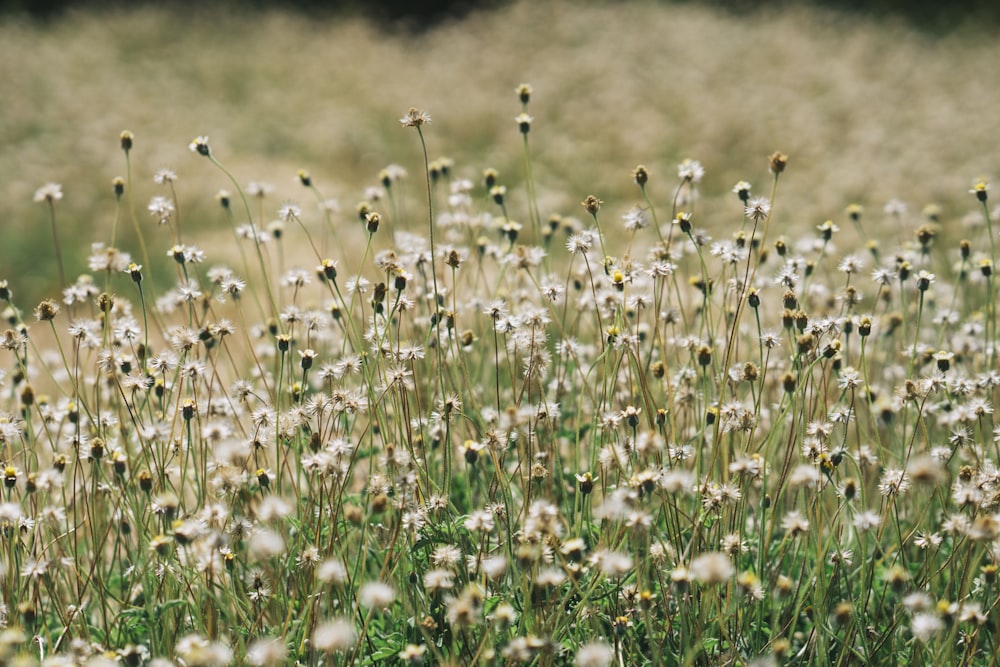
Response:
[[1, 1, 1000, 665]]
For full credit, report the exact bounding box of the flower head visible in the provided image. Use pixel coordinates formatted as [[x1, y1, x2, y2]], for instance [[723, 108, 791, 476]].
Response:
[[400, 108, 431, 128], [971, 179, 989, 202], [189, 136, 211, 156], [33, 183, 63, 203], [744, 196, 770, 223]]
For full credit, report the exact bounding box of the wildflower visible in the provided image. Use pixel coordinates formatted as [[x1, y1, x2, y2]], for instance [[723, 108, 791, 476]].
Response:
[[445, 584, 484, 628], [780, 511, 810, 537], [768, 151, 788, 174], [566, 231, 595, 255], [400, 107, 431, 127], [744, 196, 770, 223], [516, 82, 533, 104], [593, 549, 633, 577], [574, 641, 614, 667], [581, 195, 603, 215], [732, 180, 752, 202], [277, 202, 301, 222], [153, 167, 177, 184], [189, 136, 211, 156], [970, 180, 989, 202], [690, 552, 734, 585], [359, 581, 395, 610], [400, 644, 428, 665], [175, 635, 233, 667], [34, 299, 59, 322], [911, 613, 943, 642], [878, 468, 910, 497], [852, 510, 881, 531], [148, 195, 174, 223], [633, 165, 649, 186], [313, 617, 357, 653], [317, 559, 347, 585], [248, 529, 285, 559], [516, 112, 533, 134], [677, 159, 704, 183], [622, 206, 649, 231], [884, 198, 907, 217], [246, 638, 287, 667], [33, 182, 63, 203]]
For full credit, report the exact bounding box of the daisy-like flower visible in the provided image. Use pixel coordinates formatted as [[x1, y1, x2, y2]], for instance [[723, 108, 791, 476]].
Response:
[[970, 179, 989, 202], [189, 136, 211, 156], [400, 108, 431, 127], [732, 180, 752, 201]]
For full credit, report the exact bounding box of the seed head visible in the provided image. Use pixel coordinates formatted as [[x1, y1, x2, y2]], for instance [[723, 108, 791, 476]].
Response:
[[768, 151, 788, 174], [582, 195, 603, 216], [120, 130, 134, 152], [34, 299, 59, 322], [400, 107, 431, 128]]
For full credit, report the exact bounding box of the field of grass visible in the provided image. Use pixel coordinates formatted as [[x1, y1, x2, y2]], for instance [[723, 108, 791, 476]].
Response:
[[1, 1, 1000, 665]]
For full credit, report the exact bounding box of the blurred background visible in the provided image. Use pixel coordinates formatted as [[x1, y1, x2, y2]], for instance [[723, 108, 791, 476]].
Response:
[[1, 0, 997, 306]]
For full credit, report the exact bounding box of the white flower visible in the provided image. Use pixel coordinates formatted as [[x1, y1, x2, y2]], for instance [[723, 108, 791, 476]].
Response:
[[313, 617, 357, 653], [400, 107, 432, 127], [247, 529, 285, 559], [575, 641, 614, 667], [690, 552, 733, 585], [317, 559, 347, 584], [593, 549, 633, 577], [358, 581, 395, 610], [175, 634, 233, 666], [34, 182, 63, 203], [278, 202, 302, 221], [744, 196, 770, 223], [677, 159, 704, 183], [852, 510, 881, 532], [622, 206, 649, 231], [910, 613, 943, 642], [246, 638, 287, 667]]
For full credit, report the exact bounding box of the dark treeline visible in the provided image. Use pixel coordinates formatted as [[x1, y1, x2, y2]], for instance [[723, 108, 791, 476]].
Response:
[[1, 0, 996, 31]]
